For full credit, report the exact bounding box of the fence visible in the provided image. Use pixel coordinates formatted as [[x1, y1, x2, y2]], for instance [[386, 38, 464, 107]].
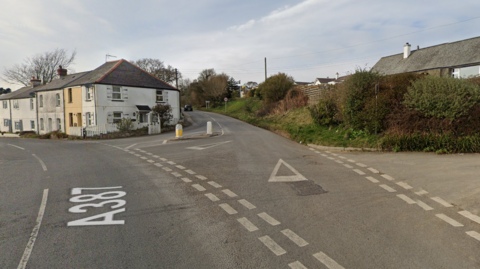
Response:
[[294, 85, 326, 106]]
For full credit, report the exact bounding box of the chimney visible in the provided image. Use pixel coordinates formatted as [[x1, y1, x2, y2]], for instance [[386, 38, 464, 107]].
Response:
[[403, 43, 411, 59], [57, 65, 67, 77], [30, 76, 41, 87], [335, 72, 339, 80], [417, 45, 420, 50]]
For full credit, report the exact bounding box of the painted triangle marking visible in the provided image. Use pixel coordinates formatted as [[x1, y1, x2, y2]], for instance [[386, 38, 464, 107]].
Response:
[[186, 140, 232, 150], [269, 159, 308, 182]]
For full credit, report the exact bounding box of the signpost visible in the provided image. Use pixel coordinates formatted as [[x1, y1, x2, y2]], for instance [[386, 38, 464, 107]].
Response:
[[224, 97, 228, 113]]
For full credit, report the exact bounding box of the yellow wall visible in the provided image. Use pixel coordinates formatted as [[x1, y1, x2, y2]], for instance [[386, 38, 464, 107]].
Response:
[[64, 86, 83, 134]]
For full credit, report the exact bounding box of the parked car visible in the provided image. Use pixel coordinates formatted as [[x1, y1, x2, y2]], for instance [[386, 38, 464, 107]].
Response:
[[184, 105, 193, 111]]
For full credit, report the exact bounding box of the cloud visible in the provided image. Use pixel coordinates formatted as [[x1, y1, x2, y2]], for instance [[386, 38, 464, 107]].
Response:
[[229, 19, 256, 32]]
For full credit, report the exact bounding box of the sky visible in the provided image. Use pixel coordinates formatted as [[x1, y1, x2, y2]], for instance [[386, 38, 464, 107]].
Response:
[[1, 0, 479, 90]]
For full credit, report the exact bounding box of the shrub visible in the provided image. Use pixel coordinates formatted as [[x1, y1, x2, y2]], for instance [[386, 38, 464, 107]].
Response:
[[380, 133, 480, 153], [271, 88, 308, 115], [152, 103, 173, 128], [257, 73, 294, 105], [116, 118, 134, 133], [310, 98, 337, 126], [403, 76, 480, 121]]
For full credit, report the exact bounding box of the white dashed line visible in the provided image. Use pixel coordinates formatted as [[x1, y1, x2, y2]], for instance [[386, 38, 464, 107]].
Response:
[[185, 170, 196, 174], [171, 172, 182, 177], [237, 217, 259, 232], [32, 154, 47, 171], [381, 174, 395, 181], [176, 165, 186, 169], [196, 175, 208, 180], [152, 155, 159, 158], [436, 214, 463, 227], [415, 189, 428, 196], [139, 150, 146, 153], [331, 153, 338, 156], [219, 203, 237, 214], [238, 199, 256, 210], [367, 167, 379, 173], [135, 149, 141, 151], [146, 153, 153, 155], [338, 156, 346, 159], [416, 200, 433, 211], [134, 154, 141, 157], [192, 184, 206, 192], [281, 229, 309, 247], [314, 151, 320, 154], [353, 169, 365, 175], [140, 157, 148, 160], [356, 163, 367, 167], [379, 184, 396, 192], [466, 231, 480, 242], [162, 167, 172, 172], [205, 193, 219, 201], [313, 252, 345, 269], [258, 235, 286, 256], [154, 163, 163, 167], [160, 158, 167, 161], [222, 189, 238, 197], [366, 176, 379, 183], [289, 261, 308, 269], [458, 211, 480, 225], [325, 151, 331, 153], [396, 182, 413, 190], [181, 177, 192, 183], [321, 154, 328, 157], [309, 148, 315, 151], [327, 157, 335, 160], [335, 160, 344, 164], [147, 160, 155, 163], [397, 194, 416, 204], [163, 140, 167, 144], [167, 161, 176, 165], [431, 197, 453, 207], [207, 181, 222, 188], [347, 159, 356, 163], [8, 144, 25, 150], [258, 212, 280, 226], [125, 143, 137, 149], [344, 164, 353, 169]]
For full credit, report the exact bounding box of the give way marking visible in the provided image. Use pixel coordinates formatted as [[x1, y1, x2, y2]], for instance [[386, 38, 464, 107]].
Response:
[[268, 159, 308, 182], [186, 140, 232, 150]]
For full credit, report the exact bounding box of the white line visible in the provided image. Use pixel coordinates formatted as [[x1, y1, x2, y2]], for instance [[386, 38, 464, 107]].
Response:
[[160, 158, 167, 161], [313, 252, 345, 269], [258, 212, 280, 226], [140, 157, 148, 160], [167, 161, 176, 165], [367, 167, 379, 173], [396, 182, 413, 190], [289, 261, 308, 269], [222, 189, 238, 197], [327, 157, 335, 160], [138, 150, 146, 153], [171, 172, 182, 177], [431, 197, 453, 207], [8, 144, 25, 150], [17, 189, 48, 269], [321, 154, 328, 157], [152, 155, 159, 158], [379, 184, 396, 192], [147, 160, 155, 163], [32, 154, 47, 171], [436, 214, 463, 227], [146, 153, 153, 155], [192, 184, 206, 191], [415, 189, 428, 196], [344, 164, 353, 169], [176, 165, 186, 169], [135, 149, 142, 151], [281, 229, 309, 247], [356, 163, 367, 167], [219, 203, 237, 214], [181, 177, 192, 183], [134, 154, 141, 157], [338, 156, 346, 159], [205, 193, 219, 201], [207, 181, 222, 188], [309, 148, 315, 151], [154, 163, 163, 167], [347, 159, 356, 163], [162, 167, 172, 172], [335, 160, 344, 164], [331, 153, 338, 156], [238, 199, 256, 210], [353, 169, 365, 175], [185, 170, 196, 175], [381, 174, 395, 181], [125, 143, 137, 149], [366, 176, 379, 183], [196, 175, 208, 180], [466, 231, 480, 241], [258, 235, 286, 256], [325, 151, 331, 153], [314, 151, 320, 154], [416, 200, 433, 211], [397, 194, 416, 204], [237, 217, 259, 232], [458, 211, 480, 225], [163, 140, 167, 144]]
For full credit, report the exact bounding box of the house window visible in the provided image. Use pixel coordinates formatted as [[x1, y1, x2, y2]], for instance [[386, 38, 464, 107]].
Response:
[[15, 121, 20, 130], [2, 101, 7, 109], [113, 112, 122, 123], [31, 120, 35, 129], [112, 86, 122, 100], [57, 118, 61, 131], [86, 87, 92, 100], [40, 118, 44, 130], [13, 100, 19, 109], [48, 118, 52, 132], [39, 95, 44, 107], [30, 99, 34, 110], [4, 119, 9, 127], [56, 93, 61, 107], [156, 90, 164, 102], [86, 112, 93, 126], [68, 88, 72, 103], [69, 113, 73, 127]]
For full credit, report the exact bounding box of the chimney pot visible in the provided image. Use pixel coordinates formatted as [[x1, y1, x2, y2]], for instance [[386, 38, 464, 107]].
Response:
[[403, 42, 411, 59], [57, 65, 67, 77], [30, 77, 42, 87], [335, 72, 339, 80]]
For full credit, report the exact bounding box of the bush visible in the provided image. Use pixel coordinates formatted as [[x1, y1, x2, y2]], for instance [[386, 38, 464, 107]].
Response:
[[403, 76, 480, 121], [380, 133, 480, 153], [116, 118, 134, 133], [271, 88, 308, 115], [152, 103, 173, 128], [257, 73, 294, 105], [310, 98, 337, 126]]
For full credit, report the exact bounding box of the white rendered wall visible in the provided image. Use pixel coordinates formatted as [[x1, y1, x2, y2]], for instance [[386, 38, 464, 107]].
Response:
[[37, 90, 65, 134]]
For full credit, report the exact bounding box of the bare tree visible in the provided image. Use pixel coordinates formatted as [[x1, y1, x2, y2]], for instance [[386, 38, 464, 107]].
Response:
[[2, 48, 76, 86], [132, 58, 182, 84], [197, 68, 216, 82]]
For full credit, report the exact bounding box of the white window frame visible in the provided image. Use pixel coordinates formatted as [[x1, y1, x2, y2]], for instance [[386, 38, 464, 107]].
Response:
[[2, 101, 7, 109], [31, 120, 35, 129], [13, 100, 19, 109], [39, 95, 44, 107], [15, 121, 20, 130], [112, 86, 122, 100], [156, 90, 164, 103], [57, 118, 61, 131], [40, 118, 44, 131], [30, 99, 34, 110], [56, 93, 61, 107], [113, 112, 122, 123], [86, 87, 92, 101], [4, 119, 10, 127]]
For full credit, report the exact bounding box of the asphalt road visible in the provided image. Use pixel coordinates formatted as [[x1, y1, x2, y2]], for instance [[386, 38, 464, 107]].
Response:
[[1, 110, 480, 268]]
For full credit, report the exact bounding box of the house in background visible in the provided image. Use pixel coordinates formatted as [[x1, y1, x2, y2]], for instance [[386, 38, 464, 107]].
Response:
[[372, 36, 480, 78], [314, 73, 349, 86]]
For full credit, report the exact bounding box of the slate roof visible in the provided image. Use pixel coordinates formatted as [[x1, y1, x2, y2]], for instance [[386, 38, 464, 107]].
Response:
[[0, 85, 37, 100], [35, 72, 89, 92], [372, 36, 480, 75], [316, 78, 335, 84]]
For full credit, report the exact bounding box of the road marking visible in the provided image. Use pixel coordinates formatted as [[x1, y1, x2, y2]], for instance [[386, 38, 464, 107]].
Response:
[[338, 156, 346, 159], [146, 153, 153, 155], [269, 159, 308, 182], [415, 189, 428, 196], [135, 149, 142, 151], [458, 211, 480, 225], [196, 175, 208, 180], [367, 167, 379, 173], [396, 182, 413, 190], [347, 159, 356, 163], [8, 144, 25, 150], [32, 154, 47, 171], [366, 176, 379, 183], [321, 154, 328, 157], [185, 170, 196, 174], [344, 164, 353, 169], [167, 161, 176, 165], [171, 172, 182, 177], [129, 152, 135, 154], [140, 157, 147, 160], [134, 154, 141, 157], [327, 157, 335, 160], [356, 163, 367, 167], [466, 231, 480, 241], [176, 165, 186, 169], [147, 160, 155, 163], [181, 177, 192, 183], [314, 151, 320, 153], [237, 217, 259, 232], [238, 199, 256, 210], [222, 189, 238, 197], [160, 158, 167, 161], [289, 261, 308, 269], [186, 140, 232, 150], [154, 163, 163, 167], [17, 189, 48, 269], [163, 140, 167, 144], [379, 184, 396, 192], [331, 153, 338, 156], [207, 181, 222, 188], [431, 197, 453, 207], [416, 200, 434, 211], [258, 212, 280, 226], [397, 194, 416, 204], [335, 160, 344, 164], [192, 184, 206, 191], [436, 214, 463, 227], [281, 229, 309, 247], [205, 193, 219, 201], [381, 174, 395, 181], [258, 235, 286, 256], [313, 252, 345, 269], [138, 150, 146, 153], [353, 169, 365, 175], [125, 143, 137, 149], [152, 155, 159, 158], [309, 148, 315, 151], [162, 167, 172, 172], [219, 203, 237, 214], [325, 151, 331, 153]]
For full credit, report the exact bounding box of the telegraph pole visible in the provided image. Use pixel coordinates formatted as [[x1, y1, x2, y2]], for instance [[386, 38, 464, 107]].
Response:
[[264, 57, 267, 81]]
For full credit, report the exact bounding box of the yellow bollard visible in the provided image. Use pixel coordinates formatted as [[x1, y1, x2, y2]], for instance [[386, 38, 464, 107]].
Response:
[[175, 124, 183, 138]]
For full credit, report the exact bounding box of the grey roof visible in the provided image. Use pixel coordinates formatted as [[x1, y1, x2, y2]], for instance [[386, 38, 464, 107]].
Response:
[[35, 72, 90, 92], [372, 36, 480, 75], [0, 85, 36, 100], [316, 78, 335, 83]]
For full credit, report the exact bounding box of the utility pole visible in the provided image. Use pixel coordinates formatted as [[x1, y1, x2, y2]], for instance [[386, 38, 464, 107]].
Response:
[[264, 57, 267, 81]]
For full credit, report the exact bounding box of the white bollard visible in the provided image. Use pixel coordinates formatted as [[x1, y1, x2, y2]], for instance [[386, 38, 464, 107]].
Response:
[[175, 124, 183, 138], [207, 121, 213, 135]]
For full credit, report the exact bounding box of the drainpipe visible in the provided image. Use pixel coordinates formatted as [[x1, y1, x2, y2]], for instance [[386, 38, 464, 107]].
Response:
[[8, 99, 12, 133], [35, 93, 39, 135], [94, 85, 98, 125]]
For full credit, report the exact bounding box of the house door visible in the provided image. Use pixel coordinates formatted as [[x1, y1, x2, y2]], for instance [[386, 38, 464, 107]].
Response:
[[77, 114, 82, 127]]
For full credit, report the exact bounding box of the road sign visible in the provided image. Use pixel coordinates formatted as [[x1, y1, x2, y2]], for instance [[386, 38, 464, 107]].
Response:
[[224, 97, 228, 102]]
